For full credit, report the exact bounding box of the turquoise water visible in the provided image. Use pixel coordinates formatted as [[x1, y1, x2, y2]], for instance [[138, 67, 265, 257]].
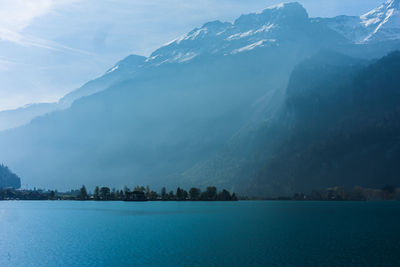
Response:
[[1, 201, 400, 266]]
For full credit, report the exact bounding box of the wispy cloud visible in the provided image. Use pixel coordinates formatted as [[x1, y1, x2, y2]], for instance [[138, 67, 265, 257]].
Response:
[[0, 0, 89, 53]]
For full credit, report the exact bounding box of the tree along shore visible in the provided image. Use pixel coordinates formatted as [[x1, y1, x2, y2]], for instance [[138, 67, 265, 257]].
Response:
[[0, 185, 238, 201], [1, 185, 399, 201]]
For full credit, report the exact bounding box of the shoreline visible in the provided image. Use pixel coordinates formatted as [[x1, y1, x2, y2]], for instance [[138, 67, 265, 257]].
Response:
[[1, 199, 398, 202]]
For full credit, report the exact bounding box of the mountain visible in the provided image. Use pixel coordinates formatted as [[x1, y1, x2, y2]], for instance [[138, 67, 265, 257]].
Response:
[[316, 0, 400, 43], [147, 2, 343, 64], [0, 103, 58, 132], [2, 1, 400, 132], [0, 2, 399, 195], [59, 55, 147, 107], [261, 51, 400, 195], [186, 50, 400, 196], [361, 0, 400, 42], [0, 2, 347, 191], [0, 164, 21, 189], [0, 2, 345, 132], [0, 55, 146, 131]]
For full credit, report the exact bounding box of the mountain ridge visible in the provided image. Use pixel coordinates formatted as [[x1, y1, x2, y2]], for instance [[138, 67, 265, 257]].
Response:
[[316, 0, 400, 43], [1, 1, 400, 132]]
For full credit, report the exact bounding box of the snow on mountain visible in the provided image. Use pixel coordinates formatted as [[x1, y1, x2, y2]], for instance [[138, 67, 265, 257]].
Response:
[[1, 3, 308, 131], [231, 39, 276, 54], [312, 16, 366, 44], [2, 1, 398, 132], [146, 2, 309, 65], [361, 0, 400, 42], [316, 0, 400, 43]]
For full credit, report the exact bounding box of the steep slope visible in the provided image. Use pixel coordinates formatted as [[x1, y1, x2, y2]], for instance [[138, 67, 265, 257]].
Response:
[[188, 51, 400, 196], [0, 3, 346, 191], [316, 0, 400, 43], [0, 164, 21, 189], [261, 51, 400, 194], [361, 0, 400, 43], [0, 55, 146, 131], [0, 103, 58, 131], [59, 55, 147, 107]]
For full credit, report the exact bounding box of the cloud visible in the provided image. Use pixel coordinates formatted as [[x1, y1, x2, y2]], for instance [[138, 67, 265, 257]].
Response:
[[0, 0, 52, 37], [0, 0, 86, 52]]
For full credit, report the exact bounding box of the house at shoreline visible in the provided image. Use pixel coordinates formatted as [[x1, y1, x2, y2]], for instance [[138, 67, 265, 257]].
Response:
[[124, 191, 146, 201]]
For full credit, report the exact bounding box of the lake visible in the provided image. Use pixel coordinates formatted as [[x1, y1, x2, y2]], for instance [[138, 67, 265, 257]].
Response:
[[1, 201, 400, 266]]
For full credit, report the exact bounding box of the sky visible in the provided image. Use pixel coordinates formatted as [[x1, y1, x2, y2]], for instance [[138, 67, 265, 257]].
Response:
[[0, 0, 384, 111]]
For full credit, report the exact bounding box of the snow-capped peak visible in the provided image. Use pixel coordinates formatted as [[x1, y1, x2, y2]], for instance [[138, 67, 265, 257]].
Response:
[[130, 1, 400, 68], [263, 3, 285, 11], [316, 0, 400, 44], [145, 2, 309, 66], [361, 0, 400, 42], [387, 0, 400, 8]]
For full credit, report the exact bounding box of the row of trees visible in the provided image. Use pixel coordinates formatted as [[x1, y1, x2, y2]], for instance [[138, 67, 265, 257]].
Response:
[[3, 184, 400, 201], [291, 185, 400, 201], [77, 185, 238, 201]]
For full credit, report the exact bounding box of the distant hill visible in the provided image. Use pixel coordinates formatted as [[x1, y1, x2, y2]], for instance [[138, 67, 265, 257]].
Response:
[[0, 164, 21, 189]]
